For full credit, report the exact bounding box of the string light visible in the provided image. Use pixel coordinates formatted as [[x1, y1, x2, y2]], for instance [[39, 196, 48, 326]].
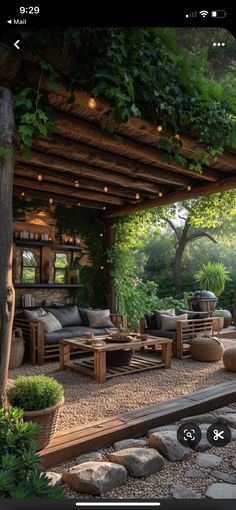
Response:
[[103, 186, 109, 193], [135, 193, 140, 200], [88, 97, 96, 109], [187, 185, 192, 191], [21, 192, 25, 197], [37, 174, 43, 181], [158, 191, 163, 197], [100, 233, 104, 237], [100, 265, 104, 270], [49, 198, 53, 204], [102, 206, 106, 210], [78, 202, 81, 206], [157, 125, 163, 133], [175, 133, 180, 140], [74, 180, 80, 188]]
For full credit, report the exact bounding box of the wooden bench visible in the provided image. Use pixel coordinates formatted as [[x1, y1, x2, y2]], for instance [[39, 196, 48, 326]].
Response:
[[13, 313, 127, 365]]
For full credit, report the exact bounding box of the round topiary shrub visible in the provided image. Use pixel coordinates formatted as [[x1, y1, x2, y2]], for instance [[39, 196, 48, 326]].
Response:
[[7, 375, 64, 411]]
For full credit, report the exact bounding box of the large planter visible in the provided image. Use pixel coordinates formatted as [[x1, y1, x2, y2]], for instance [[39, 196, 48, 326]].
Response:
[[220, 309, 232, 328], [189, 290, 218, 312], [23, 397, 64, 449], [9, 328, 25, 369]]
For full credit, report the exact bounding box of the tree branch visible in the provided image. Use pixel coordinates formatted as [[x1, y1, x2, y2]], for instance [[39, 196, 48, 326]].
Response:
[[161, 217, 180, 239], [187, 232, 217, 244]]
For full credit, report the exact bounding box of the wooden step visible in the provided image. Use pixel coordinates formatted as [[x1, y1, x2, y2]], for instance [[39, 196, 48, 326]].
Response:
[[39, 380, 236, 468], [219, 327, 236, 339]]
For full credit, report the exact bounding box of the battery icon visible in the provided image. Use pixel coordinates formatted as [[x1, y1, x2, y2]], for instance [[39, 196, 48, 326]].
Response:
[[211, 10, 227, 18]]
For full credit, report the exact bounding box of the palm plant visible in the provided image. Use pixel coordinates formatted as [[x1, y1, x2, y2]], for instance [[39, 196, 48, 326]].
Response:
[[194, 262, 231, 296]]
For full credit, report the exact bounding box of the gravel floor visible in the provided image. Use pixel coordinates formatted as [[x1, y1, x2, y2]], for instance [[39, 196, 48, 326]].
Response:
[[9, 339, 236, 432]]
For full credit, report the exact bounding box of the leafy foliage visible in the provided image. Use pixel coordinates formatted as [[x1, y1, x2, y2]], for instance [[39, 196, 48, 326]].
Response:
[[0, 407, 66, 499], [7, 375, 64, 411], [194, 262, 231, 296]]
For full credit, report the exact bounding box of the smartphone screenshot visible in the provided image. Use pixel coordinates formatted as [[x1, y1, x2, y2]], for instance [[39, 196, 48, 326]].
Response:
[[0, 5, 236, 509]]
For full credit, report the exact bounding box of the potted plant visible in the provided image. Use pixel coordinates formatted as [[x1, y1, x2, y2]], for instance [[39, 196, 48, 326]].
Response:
[[194, 262, 231, 297], [65, 255, 82, 284], [212, 310, 225, 331], [7, 375, 64, 449]]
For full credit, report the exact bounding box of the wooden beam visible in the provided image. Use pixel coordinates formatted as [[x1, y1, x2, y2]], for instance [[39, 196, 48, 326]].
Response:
[[13, 187, 105, 209], [14, 164, 159, 199], [13, 176, 125, 205], [106, 175, 236, 218], [17, 153, 173, 194], [55, 112, 221, 183], [32, 134, 193, 187]]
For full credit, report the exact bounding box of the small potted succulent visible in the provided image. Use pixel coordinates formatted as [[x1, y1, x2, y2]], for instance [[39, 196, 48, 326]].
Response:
[[7, 375, 64, 449], [212, 310, 225, 331]]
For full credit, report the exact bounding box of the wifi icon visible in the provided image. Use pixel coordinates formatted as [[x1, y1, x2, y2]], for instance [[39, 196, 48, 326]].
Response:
[[199, 10, 209, 17]]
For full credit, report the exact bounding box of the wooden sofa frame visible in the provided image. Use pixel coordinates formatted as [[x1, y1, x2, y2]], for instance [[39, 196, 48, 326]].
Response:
[[14, 313, 127, 365], [140, 317, 214, 359]]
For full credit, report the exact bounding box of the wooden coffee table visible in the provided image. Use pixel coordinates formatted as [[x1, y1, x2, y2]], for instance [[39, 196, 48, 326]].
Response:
[[59, 336, 172, 383]]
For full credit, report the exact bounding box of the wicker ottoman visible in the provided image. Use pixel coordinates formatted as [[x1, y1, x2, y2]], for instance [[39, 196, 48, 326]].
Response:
[[223, 348, 236, 372], [190, 336, 224, 361]]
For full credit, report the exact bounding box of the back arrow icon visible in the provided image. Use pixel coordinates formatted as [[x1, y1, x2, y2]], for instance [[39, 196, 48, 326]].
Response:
[[14, 40, 20, 50]]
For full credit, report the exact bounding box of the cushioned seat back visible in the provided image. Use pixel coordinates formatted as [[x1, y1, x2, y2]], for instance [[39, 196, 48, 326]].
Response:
[[47, 305, 83, 326]]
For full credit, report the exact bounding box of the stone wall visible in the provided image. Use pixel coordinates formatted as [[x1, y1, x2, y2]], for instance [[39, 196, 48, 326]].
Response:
[[15, 288, 71, 310]]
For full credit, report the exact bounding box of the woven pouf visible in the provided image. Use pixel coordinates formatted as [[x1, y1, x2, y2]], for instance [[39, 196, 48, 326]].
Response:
[[190, 336, 224, 362], [223, 348, 236, 372]]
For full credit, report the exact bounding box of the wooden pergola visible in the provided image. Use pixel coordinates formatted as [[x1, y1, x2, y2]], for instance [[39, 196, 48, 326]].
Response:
[[4, 47, 236, 216]]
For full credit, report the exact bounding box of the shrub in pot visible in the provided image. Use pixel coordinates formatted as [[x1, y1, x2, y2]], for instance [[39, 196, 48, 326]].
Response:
[[0, 406, 66, 499], [7, 375, 64, 449]]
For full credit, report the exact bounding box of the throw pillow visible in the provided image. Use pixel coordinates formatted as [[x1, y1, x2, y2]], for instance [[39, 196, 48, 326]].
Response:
[[154, 309, 175, 329], [160, 313, 188, 331], [38, 312, 63, 333], [78, 307, 89, 326], [145, 313, 157, 330], [86, 309, 114, 328], [48, 305, 82, 326], [24, 308, 46, 320], [176, 308, 211, 319]]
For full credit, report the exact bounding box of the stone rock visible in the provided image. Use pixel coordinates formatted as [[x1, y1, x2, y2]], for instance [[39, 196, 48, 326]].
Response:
[[206, 483, 236, 499], [194, 424, 211, 452], [62, 461, 127, 495], [196, 453, 223, 468], [45, 471, 62, 486], [147, 425, 177, 436], [149, 431, 192, 461], [213, 406, 236, 415], [184, 469, 208, 479], [75, 452, 103, 464], [107, 447, 164, 478], [180, 414, 216, 424], [113, 439, 147, 451], [217, 413, 236, 429], [232, 459, 236, 469], [211, 471, 236, 484], [170, 484, 201, 499]]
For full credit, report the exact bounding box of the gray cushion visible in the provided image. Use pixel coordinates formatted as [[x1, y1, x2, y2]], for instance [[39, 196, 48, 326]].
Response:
[[38, 312, 63, 333], [154, 309, 175, 329], [176, 308, 211, 319], [48, 305, 82, 326], [86, 309, 114, 328], [160, 313, 188, 331], [146, 329, 176, 340], [145, 313, 157, 330], [77, 307, 89, 326], [45, 326, 110, 344], [24, 308, 46, 319]]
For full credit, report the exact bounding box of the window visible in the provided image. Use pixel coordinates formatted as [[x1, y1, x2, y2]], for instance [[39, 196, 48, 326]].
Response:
[[54, 252, 68, 283], [21, 250, 38, 283]]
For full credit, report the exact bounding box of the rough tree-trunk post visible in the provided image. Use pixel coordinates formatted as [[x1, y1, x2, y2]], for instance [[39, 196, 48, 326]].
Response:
[[0, 87, 15, 405]]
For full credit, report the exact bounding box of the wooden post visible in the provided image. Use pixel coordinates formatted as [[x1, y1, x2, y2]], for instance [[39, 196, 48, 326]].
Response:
[[0, 87, 15, 405]]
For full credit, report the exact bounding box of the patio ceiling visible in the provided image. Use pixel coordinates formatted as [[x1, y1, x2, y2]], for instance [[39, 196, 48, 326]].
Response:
[[11, 54, 236, 217]]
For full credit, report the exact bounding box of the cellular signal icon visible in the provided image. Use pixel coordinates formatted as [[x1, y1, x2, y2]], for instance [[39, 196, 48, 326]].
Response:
[[199, 10, 209, 17], [186, 11, 197, 18]]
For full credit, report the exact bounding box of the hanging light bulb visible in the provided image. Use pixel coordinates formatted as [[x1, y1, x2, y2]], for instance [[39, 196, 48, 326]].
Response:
[[37, 174, 43, 181], [100, 233, 104, 237], [102, 206, 106, 210], [175, 133, 180, 140], [157, 125, 163, 133], [103, 186, 109, 193], [135, 193, 140, 200], [74, 180, 80, 188], [49, 198, 53, 204], [187, 185, 192, 191], [78, 202, 81, 206], [21, 191, 25, 197], [158, 191, 163, 197], [88, 97, 96, 109], [100, 265, 104, 270]]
